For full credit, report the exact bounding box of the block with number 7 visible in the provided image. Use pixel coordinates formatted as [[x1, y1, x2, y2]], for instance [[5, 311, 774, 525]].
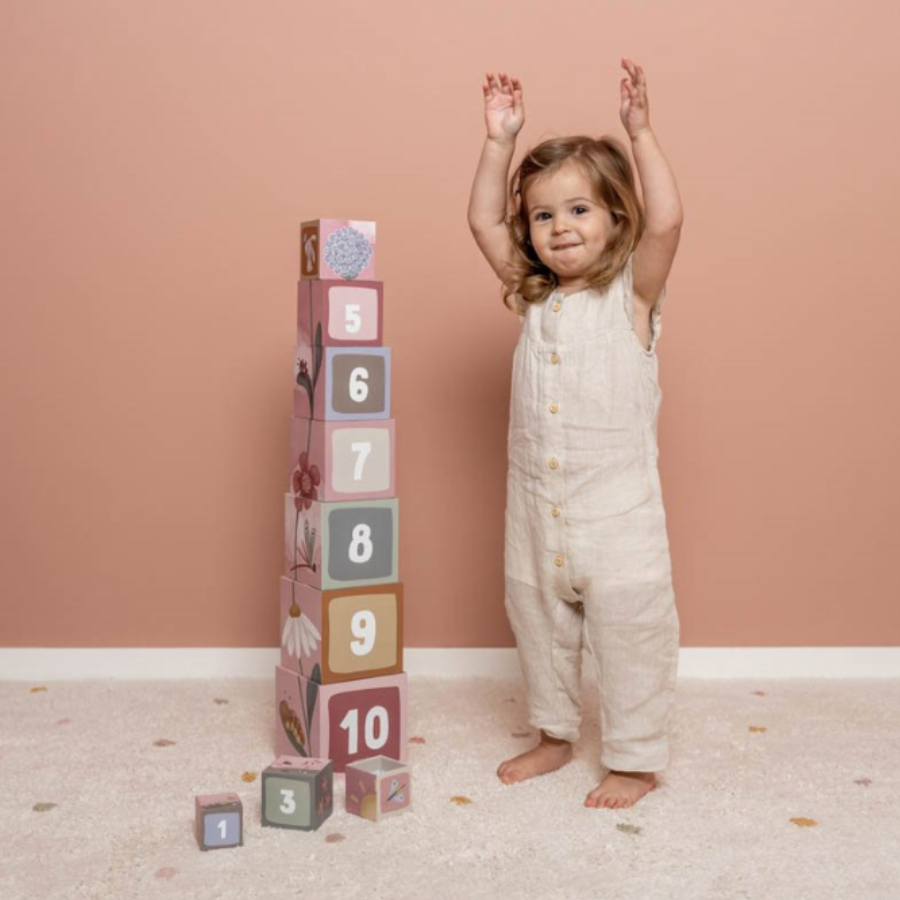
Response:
[[261, 756, 333, 831]]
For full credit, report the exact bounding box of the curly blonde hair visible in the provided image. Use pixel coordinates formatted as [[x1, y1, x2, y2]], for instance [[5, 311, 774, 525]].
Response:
[[502, 135, 645, 314]]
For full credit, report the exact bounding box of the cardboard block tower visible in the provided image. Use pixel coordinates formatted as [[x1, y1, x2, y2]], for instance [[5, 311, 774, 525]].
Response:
[[278, 219, 407, 775]]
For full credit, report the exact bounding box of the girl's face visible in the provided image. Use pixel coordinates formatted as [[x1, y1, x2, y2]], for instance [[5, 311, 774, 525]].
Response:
[[524, 161, 614, 290]]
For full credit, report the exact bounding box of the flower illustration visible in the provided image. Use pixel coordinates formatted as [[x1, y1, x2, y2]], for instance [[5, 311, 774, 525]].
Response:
[[281, 601, 321, 661], [292, 452, 321, 511], [323, 226, 373, 280]]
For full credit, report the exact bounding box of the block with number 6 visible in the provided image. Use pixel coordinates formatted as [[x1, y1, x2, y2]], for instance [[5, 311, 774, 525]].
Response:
[[294, 345, 391, 421], [289, 417, 395, 502], [276, 665, 407, 774], [285, 495, 399, 590], [261, 756, 333, 831], [195, 793, 243, 851], [280, 576, 403, 684]]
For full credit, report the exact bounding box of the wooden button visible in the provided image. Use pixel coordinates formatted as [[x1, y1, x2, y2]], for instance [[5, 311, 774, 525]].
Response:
[[552, 302, 562, 312], [551, 507, 561, 518], [550, 353, 560, 364], [549, 458, 559, 470], [549, 403, 559, 414], [553, 556, 564, 567]]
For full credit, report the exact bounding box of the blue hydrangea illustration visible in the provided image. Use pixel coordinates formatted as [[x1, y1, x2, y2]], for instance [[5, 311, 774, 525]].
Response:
[[323, 226, 373, 279]]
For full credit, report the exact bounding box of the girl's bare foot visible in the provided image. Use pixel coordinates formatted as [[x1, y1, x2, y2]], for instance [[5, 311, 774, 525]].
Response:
[[497, 730, 573, 784], [584, 770, 657, 808]]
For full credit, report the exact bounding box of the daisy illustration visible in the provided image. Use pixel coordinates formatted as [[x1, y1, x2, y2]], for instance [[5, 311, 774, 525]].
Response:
[[282, 600, 322, 662]]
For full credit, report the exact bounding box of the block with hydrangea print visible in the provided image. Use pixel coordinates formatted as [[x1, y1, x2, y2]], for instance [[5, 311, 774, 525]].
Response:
[[297, 278, 383, 347], [284, 494, 398, 590], [261, 755, 333, 831], [289, 416, 395, 502], [294, 343, 391, 421], [280, 576, 403, 684], [300, 219, 376, 282], [276, 664, 407, 774]]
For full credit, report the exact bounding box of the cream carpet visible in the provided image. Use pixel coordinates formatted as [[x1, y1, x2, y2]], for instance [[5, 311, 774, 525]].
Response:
[[2, 675, 898, 900]]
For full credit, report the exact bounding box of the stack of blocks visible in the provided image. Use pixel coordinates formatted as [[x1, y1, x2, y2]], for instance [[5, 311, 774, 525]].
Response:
[[278, 219, 410, 820]]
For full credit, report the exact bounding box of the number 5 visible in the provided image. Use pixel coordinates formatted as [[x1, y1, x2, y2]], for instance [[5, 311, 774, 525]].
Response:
[[344, 304, 362, 334]]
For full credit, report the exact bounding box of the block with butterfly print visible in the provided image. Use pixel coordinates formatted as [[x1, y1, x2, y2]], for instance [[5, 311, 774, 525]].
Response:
[[280, 576, 404, 684], [275, 664, 408, 774], [289, 416, 395, 503], [297, 279, 384, 347], [300, 219, 376, 281], [345, 756, 411, 822], [294, 344, 391, 421], [285, 494, 399, 590], [261, 755, 333, 831]]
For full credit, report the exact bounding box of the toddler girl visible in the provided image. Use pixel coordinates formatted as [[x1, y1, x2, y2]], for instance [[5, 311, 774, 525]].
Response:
[[467, 59, 683, 810]]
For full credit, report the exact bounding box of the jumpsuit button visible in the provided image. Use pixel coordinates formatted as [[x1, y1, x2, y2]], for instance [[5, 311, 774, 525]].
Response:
[[549, 458, 559, 470], [549, 403, 559, 414], [553, 555, 564, 567], [552, 302, 562, 312], [550, 352, 560, 364], [551, 506, 561, 518]]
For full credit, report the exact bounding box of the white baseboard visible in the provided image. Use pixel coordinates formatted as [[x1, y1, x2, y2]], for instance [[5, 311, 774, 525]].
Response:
[[1, 647, 899, 680]]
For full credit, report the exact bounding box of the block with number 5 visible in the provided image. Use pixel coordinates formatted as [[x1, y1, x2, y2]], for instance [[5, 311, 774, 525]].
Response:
[[276, 665, 407, 774], [285, 495, 398, 590], [280, 576, 403, 684], [289, 417, 395, 502], [297, 279, 383, 347], [261, 756, 333, 831], [294, 345, 391, 421]]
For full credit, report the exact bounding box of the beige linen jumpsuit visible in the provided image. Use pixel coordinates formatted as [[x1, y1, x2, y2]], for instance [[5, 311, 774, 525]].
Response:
[[504, 250, 680, 773]]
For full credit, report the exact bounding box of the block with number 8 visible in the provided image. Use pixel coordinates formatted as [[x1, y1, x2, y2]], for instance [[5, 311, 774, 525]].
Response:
[[285, 495, 399, 590], [261, 756, 333, 832]]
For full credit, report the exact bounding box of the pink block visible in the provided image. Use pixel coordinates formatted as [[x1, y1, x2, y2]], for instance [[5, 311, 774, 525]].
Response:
[[297, 279, 383, 347], [300, 219, 376, 281], [288, 417, 395, 502], [275, 664, 408, 774], [279, 576, 404, 684]]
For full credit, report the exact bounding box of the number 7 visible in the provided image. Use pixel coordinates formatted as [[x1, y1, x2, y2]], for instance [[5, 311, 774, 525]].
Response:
[[351, 442, 372, 481]]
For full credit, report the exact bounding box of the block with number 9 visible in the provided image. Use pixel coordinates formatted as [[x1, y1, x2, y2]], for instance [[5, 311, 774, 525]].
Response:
[[261, 756, 333, 832], [280, 576, 403, 684]]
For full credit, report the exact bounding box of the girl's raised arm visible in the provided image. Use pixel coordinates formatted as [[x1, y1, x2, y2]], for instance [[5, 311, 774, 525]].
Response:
[[467, 72, 524, 290]]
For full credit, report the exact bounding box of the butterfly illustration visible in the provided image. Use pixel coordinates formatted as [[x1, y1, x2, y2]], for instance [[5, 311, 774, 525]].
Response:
[[387, 777, 406, 805]]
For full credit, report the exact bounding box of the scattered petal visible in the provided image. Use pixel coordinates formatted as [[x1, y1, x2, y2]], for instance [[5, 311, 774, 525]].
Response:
[[751, 690, 767, 696], [854, 778, 872, 787], [748, 725, 767, 733], [324, 833, 346, 843], [511, 732, 531, 739], [154, 867, 179, 880], [56, 718, 71, 725], [450, 796, 472, 805], [33, 802, 57, 812], [30, 686, 48, 693], [790, 817, 818, 828], [616, 823, 642, 835], [409, 736, 426, 744], [241, 772, 258, 783], [213, 698, 229, 705], [153, 739, 176, 747], [504, 698, 516, 704]]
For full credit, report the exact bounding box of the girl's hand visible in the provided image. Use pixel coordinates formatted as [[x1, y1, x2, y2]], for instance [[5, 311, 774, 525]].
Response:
[[483, 71, 524, 143], [619, 57, 651, 139]]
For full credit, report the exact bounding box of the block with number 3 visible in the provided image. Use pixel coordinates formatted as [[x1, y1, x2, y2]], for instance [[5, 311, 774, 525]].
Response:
[[261, 756, 333, 831], [276, 665, 407, 774]]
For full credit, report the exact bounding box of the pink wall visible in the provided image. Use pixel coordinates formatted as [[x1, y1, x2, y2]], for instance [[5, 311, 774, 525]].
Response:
[[2, 1, 899, 649]]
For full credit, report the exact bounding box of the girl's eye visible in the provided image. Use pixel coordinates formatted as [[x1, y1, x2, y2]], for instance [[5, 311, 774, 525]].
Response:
[[573, 206, 587, 214]]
